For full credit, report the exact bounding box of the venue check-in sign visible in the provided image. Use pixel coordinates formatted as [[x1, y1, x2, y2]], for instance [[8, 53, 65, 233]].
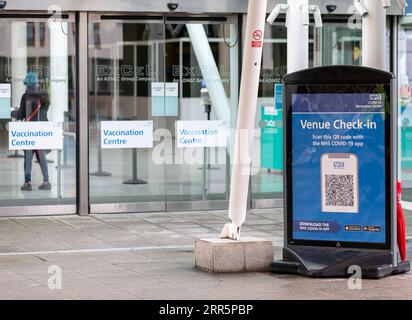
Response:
[[9, 122, 63, 150], [293, 93, 384, 241], [270, 66, 410, 279], [100, 121, 153, 149], [176, 120, 227, 148]]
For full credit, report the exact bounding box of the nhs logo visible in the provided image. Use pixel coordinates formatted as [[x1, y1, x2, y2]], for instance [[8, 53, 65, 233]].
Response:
[[333, 161, 345, 169]]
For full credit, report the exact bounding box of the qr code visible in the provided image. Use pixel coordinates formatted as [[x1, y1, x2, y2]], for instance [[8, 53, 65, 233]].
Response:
[[325, 174, 354, 207]]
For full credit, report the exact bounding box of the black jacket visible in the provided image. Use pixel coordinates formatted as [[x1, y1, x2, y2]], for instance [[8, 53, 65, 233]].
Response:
[[16, 88, 49, 122]]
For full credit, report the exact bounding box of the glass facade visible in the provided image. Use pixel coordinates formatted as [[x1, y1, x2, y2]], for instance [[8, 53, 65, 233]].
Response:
[[399, 18, 412, 201], [252, 19, 364, 206], [0, 6, 406, 216], [251, 23, 314, 205], [252, 17, 391, 209]]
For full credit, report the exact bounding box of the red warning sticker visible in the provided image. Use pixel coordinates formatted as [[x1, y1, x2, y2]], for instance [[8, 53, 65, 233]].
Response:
[[251, 40, 262, 48], [252, 29, 263, 47]]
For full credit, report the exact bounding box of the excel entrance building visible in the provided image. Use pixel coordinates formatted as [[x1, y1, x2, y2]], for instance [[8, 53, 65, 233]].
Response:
[[0, 0, 411, 217]]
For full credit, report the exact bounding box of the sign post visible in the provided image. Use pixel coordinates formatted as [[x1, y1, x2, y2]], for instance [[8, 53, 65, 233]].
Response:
[[271, 66, 410, 278]]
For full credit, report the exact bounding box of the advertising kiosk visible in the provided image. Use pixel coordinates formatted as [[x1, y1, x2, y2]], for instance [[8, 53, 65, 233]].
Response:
[[271, 66, 410, 278]]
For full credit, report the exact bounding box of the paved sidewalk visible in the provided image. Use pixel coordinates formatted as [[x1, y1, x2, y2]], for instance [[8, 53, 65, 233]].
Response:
[[0, 209, 411, 300]]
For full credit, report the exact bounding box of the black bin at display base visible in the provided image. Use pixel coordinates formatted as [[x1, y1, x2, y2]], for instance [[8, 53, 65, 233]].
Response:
[[271, 66, 410, 279]]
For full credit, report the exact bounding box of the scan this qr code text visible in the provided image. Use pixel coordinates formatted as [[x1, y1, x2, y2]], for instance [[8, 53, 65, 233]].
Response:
[[325, 174, 354, 207]]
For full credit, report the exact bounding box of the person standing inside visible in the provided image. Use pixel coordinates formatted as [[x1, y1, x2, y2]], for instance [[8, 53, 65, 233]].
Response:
[[16, 72, 51, 191]]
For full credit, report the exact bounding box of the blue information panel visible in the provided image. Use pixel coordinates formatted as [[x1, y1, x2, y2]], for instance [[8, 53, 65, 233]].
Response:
[[291, 92, 387, 245]]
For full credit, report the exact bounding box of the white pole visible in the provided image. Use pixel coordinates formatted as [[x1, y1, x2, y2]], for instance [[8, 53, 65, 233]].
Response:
[[186, 24, 231, 125], [11, 22, 27, 109], [221, 0, 267, 240], [362, 0, 386, 70], [230, 24, 239, 132], [229, 24, 240, 164], [287, 0, 309, 73], [50, 21, 69, 123]]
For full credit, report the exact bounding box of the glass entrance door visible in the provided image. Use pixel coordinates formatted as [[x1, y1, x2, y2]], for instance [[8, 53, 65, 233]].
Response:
[[163, 17, 239, 210], [88, 15, 166, 213], [0, 13, 77, 216], [88, 14, 239, 213]]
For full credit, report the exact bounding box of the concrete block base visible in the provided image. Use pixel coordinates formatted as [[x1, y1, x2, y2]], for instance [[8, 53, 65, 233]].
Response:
[[195, 237, 274, 272]]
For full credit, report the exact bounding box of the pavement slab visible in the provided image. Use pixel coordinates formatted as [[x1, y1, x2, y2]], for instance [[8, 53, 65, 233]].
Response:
[[0, 208, 410, 300]]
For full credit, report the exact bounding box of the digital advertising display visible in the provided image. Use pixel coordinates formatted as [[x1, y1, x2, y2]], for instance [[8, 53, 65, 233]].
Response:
[[288, 86, 391, 248]]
